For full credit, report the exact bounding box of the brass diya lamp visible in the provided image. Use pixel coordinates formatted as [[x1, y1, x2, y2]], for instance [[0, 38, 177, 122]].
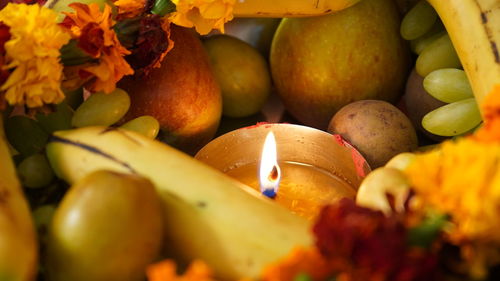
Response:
[[195, 123, 371, 220]]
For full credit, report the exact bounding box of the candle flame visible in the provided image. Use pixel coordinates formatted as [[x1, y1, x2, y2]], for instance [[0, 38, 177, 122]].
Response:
[[259, 132, 281, 198]]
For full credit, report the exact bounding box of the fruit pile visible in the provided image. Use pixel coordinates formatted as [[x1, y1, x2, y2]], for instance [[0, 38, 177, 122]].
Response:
[[1, 0, 500, 281]]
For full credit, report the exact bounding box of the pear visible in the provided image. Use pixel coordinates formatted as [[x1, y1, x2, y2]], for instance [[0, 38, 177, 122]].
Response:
[[270, 0, 411, 129]]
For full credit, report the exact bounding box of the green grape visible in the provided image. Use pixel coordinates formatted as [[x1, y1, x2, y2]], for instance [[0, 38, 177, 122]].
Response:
[[5, 116, 48, 157], [120, 115, 160, 139], [416, 34, 461, 77], [36, 102, 74, 134], [423, 68, 473, 103], [410, 20, 445, 54], [400, 1, 438, 40], [422, 98, 482, 137], [17, 153, 55, 189], [72, 88, 131, 128], [32, 204, 56, 243]]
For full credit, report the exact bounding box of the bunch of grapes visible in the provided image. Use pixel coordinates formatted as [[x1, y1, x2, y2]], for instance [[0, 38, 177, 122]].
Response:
[[400, 0, 482, 137]]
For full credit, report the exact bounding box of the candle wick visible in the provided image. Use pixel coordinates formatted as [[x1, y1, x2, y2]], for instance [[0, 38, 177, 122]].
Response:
[[268, 165, 279, 181], [262, 189, 277, 199]]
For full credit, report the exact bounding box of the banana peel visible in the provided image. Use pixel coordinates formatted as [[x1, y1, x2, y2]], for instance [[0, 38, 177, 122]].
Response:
[[0, 115, 38, 281], [46, 126, 313, 280], [427, 0, 500, 114], [233, 0, 361, 17]]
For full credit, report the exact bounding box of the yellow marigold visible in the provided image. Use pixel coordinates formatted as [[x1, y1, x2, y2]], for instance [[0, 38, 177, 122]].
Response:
[[113, 0, 147, 19], [405, 138, 500, 243], [62, 3, 134, 93], [0, 3, 70, 108], [170, 0, 235, 35]]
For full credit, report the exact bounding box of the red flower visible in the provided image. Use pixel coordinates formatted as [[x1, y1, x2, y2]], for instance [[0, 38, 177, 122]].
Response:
[[124, 15, 173, 75], [7, 0, 46, 5], [0, 21, 9, 108], [313, 198, 438, 281]]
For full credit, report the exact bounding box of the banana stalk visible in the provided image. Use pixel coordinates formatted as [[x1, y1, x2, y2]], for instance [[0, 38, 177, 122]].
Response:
[[233, 0, 361, 17], [46, 127, 313, 280], [427, 0, 500, 114], [0, 115, 38, 281]]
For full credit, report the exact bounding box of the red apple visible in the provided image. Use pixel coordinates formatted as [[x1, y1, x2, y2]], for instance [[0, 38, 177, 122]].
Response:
[[119, 25, 222, 155]]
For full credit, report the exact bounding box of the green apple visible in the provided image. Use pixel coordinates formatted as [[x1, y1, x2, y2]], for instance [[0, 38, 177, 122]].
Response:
[[270, 0, 411, 129]]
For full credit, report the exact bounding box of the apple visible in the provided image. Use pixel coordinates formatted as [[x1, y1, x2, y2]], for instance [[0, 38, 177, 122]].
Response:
[[119, 25, 222, 155], [270, 0, 411, 129]]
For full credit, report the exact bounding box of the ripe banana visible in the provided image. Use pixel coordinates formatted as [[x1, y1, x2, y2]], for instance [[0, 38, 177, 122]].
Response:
[[427, 0, 500, 113], [0, 115, 38, 281], [45, 126, 313, 280], [233, 0, 361, 17]]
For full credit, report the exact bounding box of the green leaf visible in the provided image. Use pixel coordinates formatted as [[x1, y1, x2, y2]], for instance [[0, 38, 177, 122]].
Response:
[[407, 213, 449, 248], [114, 17, 142, 49], [293, 273, 313, 281], [59, 39, 95, 66], [5, 116, 49, 157], [151, 0, 176, 16]]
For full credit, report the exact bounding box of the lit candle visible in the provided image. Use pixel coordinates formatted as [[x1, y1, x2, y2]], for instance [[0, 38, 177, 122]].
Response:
[[195, 123, 371, 220], [259, 132, 281, 198]]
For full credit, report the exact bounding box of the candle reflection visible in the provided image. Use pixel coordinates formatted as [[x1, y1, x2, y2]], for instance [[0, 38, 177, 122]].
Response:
[[259, 132, 281, 198]]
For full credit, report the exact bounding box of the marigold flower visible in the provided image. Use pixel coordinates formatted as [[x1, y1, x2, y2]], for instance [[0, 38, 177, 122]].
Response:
[[474, 84, 500, 143], [61, 3, 134, 93], [312, 199, 438, 281], [123, 15, 174, 74], [147, 259, 216, 281], [0, 3, 70, 108], [405, 139, 500, 243], [113, 0, 147, 19], [169, 0, 235, 35], [262, 247, 336, 281]]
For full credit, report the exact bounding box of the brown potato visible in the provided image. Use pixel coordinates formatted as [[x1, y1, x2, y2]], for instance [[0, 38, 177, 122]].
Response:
[[328, 100, 418, 168]]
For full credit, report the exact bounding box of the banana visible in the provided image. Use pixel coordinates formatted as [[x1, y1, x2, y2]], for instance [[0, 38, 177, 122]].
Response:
[[46, 0, 360, 18], [233, 0, 361, 17], [427, 0, 500, 113], [45, 126, 313, 280], [0, 115, 38, 281]]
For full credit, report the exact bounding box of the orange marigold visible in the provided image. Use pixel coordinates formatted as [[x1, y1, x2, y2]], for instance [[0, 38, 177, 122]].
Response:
[[147, 260, 216, 281], [113, 0, 147, 19], [261, 247, 336, 281], [474, 84, 500, 143], [61, 3, 134, 93]]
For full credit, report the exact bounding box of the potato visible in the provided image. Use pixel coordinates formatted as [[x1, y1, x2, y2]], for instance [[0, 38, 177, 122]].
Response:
[[45, 170, 164, 281], [328, 100, 418, 168]]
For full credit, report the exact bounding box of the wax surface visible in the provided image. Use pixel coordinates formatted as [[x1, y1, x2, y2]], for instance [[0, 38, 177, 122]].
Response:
[[226, 161, 356, 220]]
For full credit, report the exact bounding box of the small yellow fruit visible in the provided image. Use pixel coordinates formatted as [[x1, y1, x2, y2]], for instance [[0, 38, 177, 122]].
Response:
[[204, 35, 271, 118], [45, 170, 164, 281]]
